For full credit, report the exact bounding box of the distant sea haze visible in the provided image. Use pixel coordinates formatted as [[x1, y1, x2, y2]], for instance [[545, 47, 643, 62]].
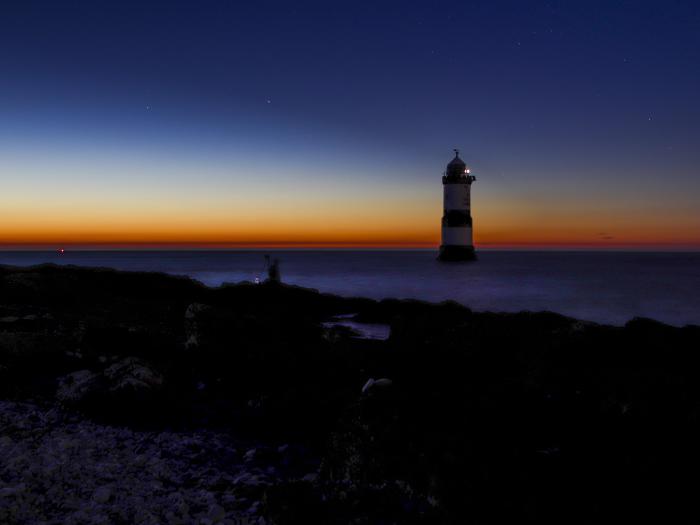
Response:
[[1, 250, 699, 327]]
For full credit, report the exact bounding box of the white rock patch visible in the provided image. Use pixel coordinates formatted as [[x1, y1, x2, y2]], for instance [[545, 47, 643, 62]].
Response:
[[0, 401, 294, 524]]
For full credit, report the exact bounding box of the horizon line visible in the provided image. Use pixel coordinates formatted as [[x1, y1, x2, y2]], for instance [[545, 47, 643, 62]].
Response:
[[1, 242, 700, 252]]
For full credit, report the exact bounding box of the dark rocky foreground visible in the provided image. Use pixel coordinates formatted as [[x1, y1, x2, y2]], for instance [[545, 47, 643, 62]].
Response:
[[1, 264, 699, 524]]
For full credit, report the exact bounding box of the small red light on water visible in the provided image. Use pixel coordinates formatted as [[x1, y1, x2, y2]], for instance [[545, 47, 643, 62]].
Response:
[[58, 248, 65, 254]]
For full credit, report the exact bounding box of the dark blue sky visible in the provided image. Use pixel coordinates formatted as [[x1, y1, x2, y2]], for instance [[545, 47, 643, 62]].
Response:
[[1, 1, 699, 247]]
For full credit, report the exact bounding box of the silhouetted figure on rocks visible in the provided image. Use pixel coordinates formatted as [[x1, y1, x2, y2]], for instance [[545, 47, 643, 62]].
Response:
[[265, 255, 281, 284]]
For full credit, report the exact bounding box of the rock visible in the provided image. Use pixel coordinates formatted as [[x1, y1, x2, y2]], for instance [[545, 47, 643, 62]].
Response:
[[206, 503, 226, 522], [361, 377, 392, 394], [0, 484, 26, 498], [0, 400, 280, 523], [244, 448, 258, 463], [92, 486, 112, 503], [0, 331, 52, 359], [56, 358, 164, 417], [184, 303, 212, 349], [104, 357, 164, 396], [56, 370, 102, 406], [221, 494, 237, 506]]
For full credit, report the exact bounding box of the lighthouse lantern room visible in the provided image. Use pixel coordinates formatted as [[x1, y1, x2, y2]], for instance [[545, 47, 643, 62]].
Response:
[[438, 149, 477, 261]]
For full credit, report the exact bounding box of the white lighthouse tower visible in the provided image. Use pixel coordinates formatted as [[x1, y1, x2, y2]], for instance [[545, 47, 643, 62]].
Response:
[[438, 149, 477, 261]]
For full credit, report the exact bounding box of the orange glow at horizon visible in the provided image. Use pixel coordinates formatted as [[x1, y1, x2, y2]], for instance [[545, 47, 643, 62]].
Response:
[[2, 171, 699, 250], [2, 197, 700, 247], [3, 214, 699, 250]]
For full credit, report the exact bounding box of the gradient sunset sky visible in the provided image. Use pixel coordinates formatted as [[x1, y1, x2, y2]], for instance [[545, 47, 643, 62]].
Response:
[[1, 1, 699, 249]]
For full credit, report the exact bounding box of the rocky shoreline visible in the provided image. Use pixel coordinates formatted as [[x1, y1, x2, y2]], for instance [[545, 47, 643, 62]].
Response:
[[1, 264, 699, 524], [0, 400, 297, 524]]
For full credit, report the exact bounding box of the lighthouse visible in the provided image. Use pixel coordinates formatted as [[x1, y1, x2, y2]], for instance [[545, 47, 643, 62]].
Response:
[[438, 149, 477, 261]]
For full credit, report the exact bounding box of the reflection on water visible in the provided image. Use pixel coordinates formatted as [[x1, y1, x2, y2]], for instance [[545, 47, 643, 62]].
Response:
[[323, 320, 391, 341]]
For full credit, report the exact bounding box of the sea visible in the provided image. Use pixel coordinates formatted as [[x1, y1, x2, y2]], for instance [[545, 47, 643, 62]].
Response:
[[1, 250, 699, 327]]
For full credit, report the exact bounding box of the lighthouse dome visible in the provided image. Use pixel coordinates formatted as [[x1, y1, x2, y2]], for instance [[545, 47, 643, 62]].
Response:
[[446, 150, 468, 177]]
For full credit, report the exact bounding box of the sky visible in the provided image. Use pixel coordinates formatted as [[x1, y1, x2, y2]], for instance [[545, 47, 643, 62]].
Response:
[[1, 0, 699, 249]]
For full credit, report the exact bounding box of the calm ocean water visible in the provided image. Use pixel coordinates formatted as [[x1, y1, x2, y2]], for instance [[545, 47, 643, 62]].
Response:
[[1, 250, 699, 327]]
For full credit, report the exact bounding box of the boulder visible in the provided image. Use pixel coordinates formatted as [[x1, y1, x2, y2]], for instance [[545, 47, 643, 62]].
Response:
[[184, 303, 213, 349], [56, 370, 103, 406], [104, 357, 164, 395], [56, 358, 164, 417], [361, 377, 393, 394], [92, 486, 113, 504]]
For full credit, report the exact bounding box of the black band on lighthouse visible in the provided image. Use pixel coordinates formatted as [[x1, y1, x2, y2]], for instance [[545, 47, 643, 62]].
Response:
[[442, 211, 472, 227]]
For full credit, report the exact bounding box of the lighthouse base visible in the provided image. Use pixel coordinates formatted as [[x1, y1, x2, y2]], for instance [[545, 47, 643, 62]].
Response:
[[438, 245, 477, 262]]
